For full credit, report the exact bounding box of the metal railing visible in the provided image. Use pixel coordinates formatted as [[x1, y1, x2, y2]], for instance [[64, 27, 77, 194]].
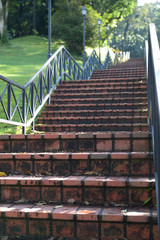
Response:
[[145, 23, 160, 239], [0, 46, 110, 133]]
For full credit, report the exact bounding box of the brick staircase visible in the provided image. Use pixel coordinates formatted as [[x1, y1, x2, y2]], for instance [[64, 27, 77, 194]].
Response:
[[0, 58, 158, 240]]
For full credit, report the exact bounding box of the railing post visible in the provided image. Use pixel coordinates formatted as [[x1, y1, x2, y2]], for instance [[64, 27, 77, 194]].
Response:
[[60, 51, 63, 85], [63, 50, 66, 81], [7, 83, 11, 120], [22, 89, 26, 135], [31, 82, 35, 131], [47, 66, 51, 105]]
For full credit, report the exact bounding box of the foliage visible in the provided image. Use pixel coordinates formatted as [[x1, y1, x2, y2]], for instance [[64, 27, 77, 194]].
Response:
[[52, 1, 101, 54], [110, 2, 160, 58]]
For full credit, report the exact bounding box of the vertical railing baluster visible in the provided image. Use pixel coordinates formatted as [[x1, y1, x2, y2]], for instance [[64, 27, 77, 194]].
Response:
[[47, 66, 51, 105], [7, 83, 11, 120], [63, 50, 66, 81], [54, 58, 57, 85], [60, 51, 63, 85], [22, 89, 26, 134], [31, 82, 35, 130], [40, 72, 43, 104], [69, 57, 71, 78]]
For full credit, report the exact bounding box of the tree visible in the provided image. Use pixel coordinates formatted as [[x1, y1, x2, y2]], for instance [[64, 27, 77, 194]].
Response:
[[110, 2, 160, 57], [52, 0, 101, 54], [0, 0, 9, 34]]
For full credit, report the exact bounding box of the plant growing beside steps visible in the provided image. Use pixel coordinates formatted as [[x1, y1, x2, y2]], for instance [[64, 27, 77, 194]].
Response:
[[0, 58, 158, 239]]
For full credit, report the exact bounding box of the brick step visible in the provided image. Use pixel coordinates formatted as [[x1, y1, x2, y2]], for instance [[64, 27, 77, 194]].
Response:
[[90, 73, 146, 79], [62, 77, 146, 85], [41, 109, 148, 118], [36, 123, 148, 132], [0, 132, 152, 153], [45, 103, 147, 112], [37, 116, 147, 125], [50, 97, 147, 105], [57, 85, 147, 92], [0, 175, 155, 207], [0, 152, 154, 177], [55, 87, 147, 95], [93, 67, 145, 72], [53, 91, 147, 99], [0, 204, 157, 240], [59, 80, 146, 88]]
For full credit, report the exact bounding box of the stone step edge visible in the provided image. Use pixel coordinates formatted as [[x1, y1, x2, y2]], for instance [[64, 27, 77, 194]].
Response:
[[0, 132, 151, 140], [0, 203, 157, 223], [0, 175, 155, 188], [0, 152, 153, 159]]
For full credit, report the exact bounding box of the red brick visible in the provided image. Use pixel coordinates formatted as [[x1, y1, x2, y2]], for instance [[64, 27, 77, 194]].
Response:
[[63, 176, 85, 186], [53, 153, 69, 159], [45, 139, 60, 152], [52, 205, 78, 220], [79, 139, 94, 151], [133, 139, 149, 151], [84, 186, 104, 204], [0, 140, 10, 153], [96, 140, 112, 151], [131, 159, 150, 176], [62, 140, 77, 152], [1, 186, 20, 201], [153, 225, 159, 240], [52, 160, 70, 174], [5, 204, 32, 218], [27, 134, 42, 139], [63, 187, 82, 203], [41, 186, 61, 202], [72, 159, 89, 174], [110, 159, 129, 175], [52, 220, 74, 238], [106, 188, 126, 205], [127, 223, 150, 240], [129, 188, 150, 205], [43, 133, 59, 139], [0, 218, 4, 235], [41, 176, 63, 186], [28, 140, 44, 152], [0, 160, 14, 174], [106, 177, 126, 187], [21, 186, 40, 201], [101, 222, 124, 240], [72, 153, 89, 159], [114, 139, 130, 151], [77, 222, 99, 240], [91, 159, 108, 175], [16, 160, 32, 174], [35, 160, 51, 173], [29, 219, 50, 238], [61, 133, 76, 139], [77, 206, 101, 221], [12, 140, 27, 152], [6, 219, 26, 237], [102, 208, 123, 222]]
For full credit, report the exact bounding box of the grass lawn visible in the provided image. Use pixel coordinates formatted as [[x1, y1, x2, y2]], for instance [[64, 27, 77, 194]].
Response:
[[0, 35, 84, 134]]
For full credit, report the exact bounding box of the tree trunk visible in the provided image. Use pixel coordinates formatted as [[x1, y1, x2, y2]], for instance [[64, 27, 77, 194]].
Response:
[[0, 0, 4, 34]]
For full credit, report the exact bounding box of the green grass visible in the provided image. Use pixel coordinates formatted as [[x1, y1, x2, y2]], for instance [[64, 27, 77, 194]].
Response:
[[0, 35, 84, 135], [0, 35, 109, 135]]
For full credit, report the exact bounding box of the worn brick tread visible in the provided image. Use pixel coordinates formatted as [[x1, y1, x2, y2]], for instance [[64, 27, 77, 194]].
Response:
[[0, 175, 155, 206], [41, 109, 147, 118], [50, 96, 147, 105], [37, 115, 147, 125], [0, 203, 156, 221], [45, 102, 147, 111], [36, 122, 148, 132]]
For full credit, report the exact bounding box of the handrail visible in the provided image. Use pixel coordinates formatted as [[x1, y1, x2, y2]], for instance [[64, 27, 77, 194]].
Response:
[[146, 23, 160, 239], [0, 45, 110, 133]]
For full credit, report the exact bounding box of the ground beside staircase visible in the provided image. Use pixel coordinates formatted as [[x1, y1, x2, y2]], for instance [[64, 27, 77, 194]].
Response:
[[0, 58, 158, 240]]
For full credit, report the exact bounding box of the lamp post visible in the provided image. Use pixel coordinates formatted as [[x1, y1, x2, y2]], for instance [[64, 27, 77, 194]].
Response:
[[107, 25, 109, 46], [48, 0, 52, 59], [82, 6, 87, 68], [98, 18, 101, 63]]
